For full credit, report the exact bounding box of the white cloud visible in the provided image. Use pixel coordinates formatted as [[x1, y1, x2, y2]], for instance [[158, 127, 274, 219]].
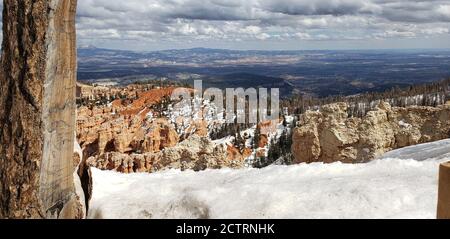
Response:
[[437, 4, 450, 18], [295, 32, 312, 40], [420, 27, 449, 35], [1, 0, 450, 49]]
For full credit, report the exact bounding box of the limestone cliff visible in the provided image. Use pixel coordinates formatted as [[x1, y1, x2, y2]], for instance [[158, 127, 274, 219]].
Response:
[[154, 135, 243, 172], [0, 0, 86, 218], [292, 102, 450, 164]]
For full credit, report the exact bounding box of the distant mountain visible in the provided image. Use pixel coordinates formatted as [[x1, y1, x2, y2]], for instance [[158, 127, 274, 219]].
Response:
[[78, 46, 143, 58], [202, 73, 295, 96], [77, 47, 450, 98]]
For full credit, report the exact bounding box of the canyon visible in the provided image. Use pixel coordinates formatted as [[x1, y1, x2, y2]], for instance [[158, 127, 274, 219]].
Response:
[[76, 83, 253, 173], [77, 81, 450, 172], [0, 0, 449, 220]]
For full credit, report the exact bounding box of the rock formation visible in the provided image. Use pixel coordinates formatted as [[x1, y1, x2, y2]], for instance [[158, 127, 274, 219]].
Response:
[[77, 107, 179, 156], [226, 145, 253, 163], [155, 135, 243, 171], [0, 0, 88, 218], [76, 82, 251, 174], [87, 135, 244, 173], [292, 102, 450, 164], [87, 151, 163, 174], [437, 162, 450, 219], [76, 86, 185, 157]]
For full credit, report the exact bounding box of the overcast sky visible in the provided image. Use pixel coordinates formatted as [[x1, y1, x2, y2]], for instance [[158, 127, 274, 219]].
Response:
[[1, 0, 450, 51]]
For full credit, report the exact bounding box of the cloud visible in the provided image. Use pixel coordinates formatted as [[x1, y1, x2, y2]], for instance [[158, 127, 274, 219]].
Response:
[[1, 0, 450, 49], [260, 0, 380, 16], [437, 4, 450, 19]]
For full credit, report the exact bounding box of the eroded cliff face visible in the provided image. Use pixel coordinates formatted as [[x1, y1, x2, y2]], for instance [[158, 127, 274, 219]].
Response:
[[292, 102, 450, 164], [77, 106, 180, 157], [87, 135, 244, 173], [0, 0, 85, 218]]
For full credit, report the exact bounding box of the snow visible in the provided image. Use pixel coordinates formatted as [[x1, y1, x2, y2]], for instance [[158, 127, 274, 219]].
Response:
[[212, 111, 295, 165], [88, 140, 450, 219], [381, 139, 450, 161], [165, 96, 227, 137], [398, 120, 412, 129]]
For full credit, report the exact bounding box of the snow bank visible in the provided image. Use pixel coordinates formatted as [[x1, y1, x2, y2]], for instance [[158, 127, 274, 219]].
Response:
[[89, 140, 450, 219], [381, 139, 450, 161]]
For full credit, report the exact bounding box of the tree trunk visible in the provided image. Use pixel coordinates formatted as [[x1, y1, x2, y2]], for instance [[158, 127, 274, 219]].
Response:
[[0, 0, 85, 219], [438, 162, 450, 219]]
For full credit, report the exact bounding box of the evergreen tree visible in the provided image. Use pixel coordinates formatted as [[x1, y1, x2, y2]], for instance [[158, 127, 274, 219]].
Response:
[[253, 125, 261, 150]]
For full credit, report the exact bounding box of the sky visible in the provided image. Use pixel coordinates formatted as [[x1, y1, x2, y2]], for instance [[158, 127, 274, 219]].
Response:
[[1, 0, 450, 51]]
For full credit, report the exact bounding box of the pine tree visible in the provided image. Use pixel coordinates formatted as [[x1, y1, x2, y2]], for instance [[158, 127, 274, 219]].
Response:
[[253, 125, 261, 150]]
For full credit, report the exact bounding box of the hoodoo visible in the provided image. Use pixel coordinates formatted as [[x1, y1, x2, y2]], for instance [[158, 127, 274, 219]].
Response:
[[0, 0, 88, 218]]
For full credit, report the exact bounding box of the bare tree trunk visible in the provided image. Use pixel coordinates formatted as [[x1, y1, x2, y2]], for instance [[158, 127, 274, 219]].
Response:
[[438, 162, 450, 219], [0, 0, 84, 219]]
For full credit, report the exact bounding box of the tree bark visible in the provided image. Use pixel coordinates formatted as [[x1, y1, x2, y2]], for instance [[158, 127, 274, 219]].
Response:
[[437, 162, 450, 219], [0, 0, 83, 219]]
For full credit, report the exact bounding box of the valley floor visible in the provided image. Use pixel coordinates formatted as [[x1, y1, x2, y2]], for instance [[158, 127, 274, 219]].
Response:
[[88, 140, 450, 219]]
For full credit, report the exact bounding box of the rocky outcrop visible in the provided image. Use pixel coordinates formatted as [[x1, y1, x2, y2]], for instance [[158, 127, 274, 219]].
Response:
[[141, 119, 179, 152], [226, 145, 253, 163], [438, 162, 450, 219], [76, 86, 185, 158], [155, 135, 243, 171], [0, 0, 87, 219], [87, 135, 244, 173], [76, 84, 244, 174], [78, 108, 179, 157], [292, 102, 450, 164], [87, 152, 159, 173]]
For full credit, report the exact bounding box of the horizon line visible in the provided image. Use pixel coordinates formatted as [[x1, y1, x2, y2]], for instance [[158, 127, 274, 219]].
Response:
[[77, 45, 450, 53]]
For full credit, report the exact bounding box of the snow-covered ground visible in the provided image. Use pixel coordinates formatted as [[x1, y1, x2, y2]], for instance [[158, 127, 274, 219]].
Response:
[[88, 139, 450, 219]]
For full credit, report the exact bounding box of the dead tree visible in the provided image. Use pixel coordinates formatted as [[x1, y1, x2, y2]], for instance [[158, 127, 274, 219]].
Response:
[[0, 0, 90, 219], [438, 162, 450, 219]]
